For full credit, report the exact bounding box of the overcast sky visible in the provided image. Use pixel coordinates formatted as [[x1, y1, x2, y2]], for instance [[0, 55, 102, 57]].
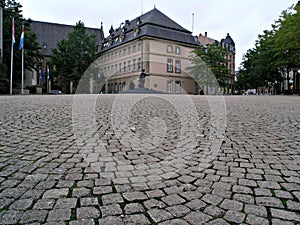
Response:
[[20, 0, 296, 68]]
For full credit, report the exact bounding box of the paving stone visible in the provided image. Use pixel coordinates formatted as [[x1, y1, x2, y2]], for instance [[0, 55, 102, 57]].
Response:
[[124, 203, 144, 214], [144, 199, 166, 209], [233, 193, 255, 204], [145, 189, 165, 198], [166, 205, 191, 217], [47, 208, 71, 222], [256, 197, 284, 208], [202, 204, 222, 217], [274, 190, 294, 199], [254, 188, 272, 196], [271, 208, 300, 222], [69, 218, 95, 225], [286, 200, 300, 210], [9, 198, 33, 210], [185, 198, 207, 210], [20, 209, 48, 223], [232, 185, 253, 194], [43, 188, 69, 199], [184, 211, 212, 225], [72, 188, 91, 198], [224, 210, 246, 224], [123, 214, 150, 225], [0, 210, 23, 224], [100, 203, 123, 217], [244, 204, 268, 218], [272, 219, 295, 225], [201, 193, 223, 205], [93, 186, 113, 195], [122, 191, 148, 202], [246, 214, 269, 225], [77, 207, 100, 219], [206, 218, 230, 225], [161, 194, 186, 206], [220, 199, 244, 211], [54, 198, 77, 209], [148, 208, 173, 223], [102, 193, 124, 205], [80, 197, 99, 206], [159, 218, 190, 225]]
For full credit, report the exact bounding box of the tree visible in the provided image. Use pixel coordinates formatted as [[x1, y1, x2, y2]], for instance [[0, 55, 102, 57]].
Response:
[[188, 42, 230, 94], [0, 0, 42, 94], [51, 21, 97, 93]]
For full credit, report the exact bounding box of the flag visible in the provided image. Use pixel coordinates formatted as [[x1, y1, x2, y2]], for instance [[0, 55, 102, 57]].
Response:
[[40, 67, 44, 81], [19, 25, 24, 50], [47, 65, 50, 79], [12, 18, 16, 46]]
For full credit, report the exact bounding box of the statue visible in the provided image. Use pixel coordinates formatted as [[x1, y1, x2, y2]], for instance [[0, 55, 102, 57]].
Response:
[[139, 69, 149, 88]]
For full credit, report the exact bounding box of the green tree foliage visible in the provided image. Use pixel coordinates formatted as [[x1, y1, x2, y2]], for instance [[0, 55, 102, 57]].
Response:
[[51, 21, 97, 93], [188, 42, 230, 92], [237, 2, 299, 93], [0, 0, 42, 93]]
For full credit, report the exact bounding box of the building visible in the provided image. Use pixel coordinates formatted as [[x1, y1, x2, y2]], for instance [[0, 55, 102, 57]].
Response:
[[25, 21, 103, 91], [198, 32, 236, 94], [95, 7, 200, 94]]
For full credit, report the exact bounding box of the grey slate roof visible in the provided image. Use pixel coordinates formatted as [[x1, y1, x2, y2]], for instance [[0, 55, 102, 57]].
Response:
[[30, 21, 103, 56], [98, 8, 199, 54], [222, 33, 235, 46]]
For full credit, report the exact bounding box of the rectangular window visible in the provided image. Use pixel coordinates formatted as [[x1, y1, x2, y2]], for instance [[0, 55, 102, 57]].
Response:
[[128, 47, 131, 55], [167, 59, 173, 72], [138, 58, 142, 70], [115, 64, 118, 74], [133, 45, 136, 52], [128, 60, 131, 72], [123, 49, 126, 56], [175, 81, 181, 93], [111, 65, 114, 75], [167, 45, 173, 53], [133, 59, 136, 71], [167, 81, 172, 93], [175, 60, 181, 73], [138, 42, 142, 51], [119, 63, 122, 73], [119, 50, 122, 57], [123, 62, 126, 73], [175, 47, 181, 54]]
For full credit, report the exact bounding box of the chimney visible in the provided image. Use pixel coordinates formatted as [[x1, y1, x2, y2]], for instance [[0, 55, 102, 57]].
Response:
[[205, 32, 207, 37]]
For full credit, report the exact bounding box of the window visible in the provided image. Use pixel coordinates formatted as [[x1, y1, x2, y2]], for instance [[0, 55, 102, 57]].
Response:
[[175, 60, 181, 73], [123, 62, 127, 73], [111, 65, 114, 75], [167, 45, 173, 53], [133, 59, 136, 71], [104, 67, 106, 76], [175, 47, 181, 54], [115, 64, 118, 74], [133, 45, 136, 52], [167, 59, 173, 72], [119, 63, 122, 73], [128, 60, 131, 72], [138, 58, 142, 70], [123, 49, 126, 56], [128, 47, 131, 55], [175, 81, 181, 93], [138, 42, 142, 51], [167, 81, 172, 93], [119, 50, 122, 57]]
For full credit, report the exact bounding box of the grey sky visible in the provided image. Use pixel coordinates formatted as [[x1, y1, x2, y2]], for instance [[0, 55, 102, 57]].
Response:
[[20, 0, 296, 68]]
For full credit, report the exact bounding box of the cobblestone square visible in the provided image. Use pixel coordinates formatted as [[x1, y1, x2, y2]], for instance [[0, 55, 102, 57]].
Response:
[[0, 95, 299, 224]]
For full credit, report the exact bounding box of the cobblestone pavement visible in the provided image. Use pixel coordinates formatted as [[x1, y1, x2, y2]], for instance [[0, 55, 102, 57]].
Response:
[[0, 94, 299, 225]]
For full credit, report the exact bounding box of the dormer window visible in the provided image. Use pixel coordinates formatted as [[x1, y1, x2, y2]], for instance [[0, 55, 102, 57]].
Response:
[[119, 33, 125, 42]]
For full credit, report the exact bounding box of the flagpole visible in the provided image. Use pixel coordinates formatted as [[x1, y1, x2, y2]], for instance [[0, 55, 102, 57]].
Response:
[[21, 46, 24, 95], [10, 17, 15, 95]]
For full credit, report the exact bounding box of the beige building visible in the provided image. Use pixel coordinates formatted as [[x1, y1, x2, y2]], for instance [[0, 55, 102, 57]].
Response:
[[95, 8, 200, 94]]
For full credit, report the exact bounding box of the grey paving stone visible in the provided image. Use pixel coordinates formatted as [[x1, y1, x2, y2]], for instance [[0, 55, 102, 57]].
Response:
[[72, 187, 91, 198], [98, 216, 125, 225], [124, 203, 144, 214], [246, 214, 269, 225], [220, 199, 244, 211], [148, 208, 173, 223], [144, 199, 166, 209], [0, 210, 23, 225], [184, 211, 212, 225], [166, 205, 191, 217], [100, 203, 123, 217], [47, 208, 71, 222], [203, 205, 225, 217], [224, 210, 246, 224], [122, 191, 148, 202], [256, 197, 284, 208], [80, 197, 99, 206], [201, 193, 223, 205], [9, 198, 33, 210], [206, 218, 230, 225], [123, 214, 150, 225], [102, 193, 124, 205], [185, 199, 207, 210], [244, 204, 268, 218], [271, 208, 300, 222], [20, 209, 48, 223], [159, 218, 190, 225], [161, 194, 186, 206], [77, 207, 100, 219], [54, 198, 77, 209], [43, 188, 69, 199]]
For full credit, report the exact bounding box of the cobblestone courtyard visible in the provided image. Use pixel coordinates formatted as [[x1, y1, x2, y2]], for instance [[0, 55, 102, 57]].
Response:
[[0, 95, 299, 225]]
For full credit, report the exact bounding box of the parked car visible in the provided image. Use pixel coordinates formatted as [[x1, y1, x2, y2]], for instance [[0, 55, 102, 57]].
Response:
[[48, 90, 63, 94]]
